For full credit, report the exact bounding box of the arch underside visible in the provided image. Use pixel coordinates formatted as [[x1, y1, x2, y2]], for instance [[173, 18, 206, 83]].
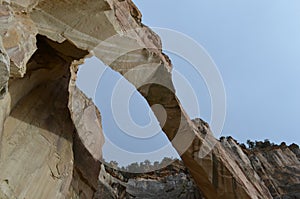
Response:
[[0, 1, 273, 198]]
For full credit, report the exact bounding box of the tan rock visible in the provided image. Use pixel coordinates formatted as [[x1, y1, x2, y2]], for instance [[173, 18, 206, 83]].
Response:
[[0, 48, 74, 199], [0, 4, 37, 77], [0, 31, 98, 198], [247, 143, 300, 198], [0, 1, 298, 199], [97, 160, 204, 199], [0, 37, 9, 99]]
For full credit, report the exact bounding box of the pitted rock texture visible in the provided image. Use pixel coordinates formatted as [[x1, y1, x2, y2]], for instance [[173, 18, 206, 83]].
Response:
[[0, 0, 299, 199]]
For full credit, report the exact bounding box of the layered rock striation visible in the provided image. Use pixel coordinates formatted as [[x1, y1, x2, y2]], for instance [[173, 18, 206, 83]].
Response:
[[97, 160, 204, 199], [0, 0, 299, 199], [221, 137, 300, 199]]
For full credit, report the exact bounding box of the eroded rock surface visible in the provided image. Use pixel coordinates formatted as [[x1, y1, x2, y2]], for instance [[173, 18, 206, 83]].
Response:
[[0, 35, 74, 198], [248, 143, 300, 198], [0, 38, 9, 99], [0, 0, 299, 199], [0, 3, 37, 77], [221, 137, 300, 199], [97, 160, 204, 199]]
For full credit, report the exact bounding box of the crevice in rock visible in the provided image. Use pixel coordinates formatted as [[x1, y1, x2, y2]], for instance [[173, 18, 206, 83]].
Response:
[[0, 85, 6, 98], [71, 130, 102, 198]]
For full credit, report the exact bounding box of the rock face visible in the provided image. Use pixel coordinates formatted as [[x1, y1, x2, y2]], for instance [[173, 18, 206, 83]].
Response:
[[247, 143, 300, 198], [221, 137, 300, 199], [0, 0, 299, 199], [0, 36, 74, 198], [97, 160, 204, 199], [0, 3, 37, 78], [0, 39, 9, 99]]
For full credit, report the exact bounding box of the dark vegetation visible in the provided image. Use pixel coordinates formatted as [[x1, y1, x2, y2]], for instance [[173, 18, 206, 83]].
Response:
[[245, 139, 275, 149], [103, 157, 180, 173], [219, 136, 298, 150]]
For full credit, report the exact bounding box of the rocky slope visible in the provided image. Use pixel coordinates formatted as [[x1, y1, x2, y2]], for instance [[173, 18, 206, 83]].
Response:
[[241, 142, 300, 199], [0, 0, 299, 198], [220, 136, 300, 199], [96, 160, 204, 199]]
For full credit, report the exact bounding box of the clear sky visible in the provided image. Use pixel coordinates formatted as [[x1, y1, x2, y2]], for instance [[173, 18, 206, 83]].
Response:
[[77, 57, 180, 165], [77, 0, 300, 165], [132, 0, 300, 145]]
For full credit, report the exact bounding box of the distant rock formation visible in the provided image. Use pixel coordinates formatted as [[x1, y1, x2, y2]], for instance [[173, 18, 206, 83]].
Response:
[[0, 1, 299, 198], [241, 140, 300, 198], [97, 160, 204, 199]]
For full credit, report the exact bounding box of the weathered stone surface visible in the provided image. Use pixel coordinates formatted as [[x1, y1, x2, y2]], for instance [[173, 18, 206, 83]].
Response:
[[0, 32, 100, 198], [0, 3, 37, 77], [0, 38, 10, 145], [68, 60, 104, 161], [248, 143, 300, 198], [221, 137, 300, 199], [185, 119, 272, 199], [70, 128, 102, 199], [220, 137, 272, 198], [97, 160, 204, 199], [0, 0, 299, 199], [0, 44, 74, 198], [0, 38, 9, 99]]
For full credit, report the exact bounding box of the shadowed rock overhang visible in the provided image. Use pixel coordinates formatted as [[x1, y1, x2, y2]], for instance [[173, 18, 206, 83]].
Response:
[[0, 1, 299, 199]]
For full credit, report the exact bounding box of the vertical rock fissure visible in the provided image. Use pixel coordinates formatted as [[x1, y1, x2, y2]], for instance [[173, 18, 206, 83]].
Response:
[[0, 38, 9, 99]]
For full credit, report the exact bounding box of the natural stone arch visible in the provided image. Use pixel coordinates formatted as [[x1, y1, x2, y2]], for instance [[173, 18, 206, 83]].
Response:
[[0, 0, 273, 198]]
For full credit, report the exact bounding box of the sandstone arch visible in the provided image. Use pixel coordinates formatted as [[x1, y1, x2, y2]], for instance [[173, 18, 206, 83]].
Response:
[[0, 1, 273, 198]]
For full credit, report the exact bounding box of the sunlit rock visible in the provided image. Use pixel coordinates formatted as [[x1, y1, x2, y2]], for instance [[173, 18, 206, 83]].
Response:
[[0, 0, 298, 199]]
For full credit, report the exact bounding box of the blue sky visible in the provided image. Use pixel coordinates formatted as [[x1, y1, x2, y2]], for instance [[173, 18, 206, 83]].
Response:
[[132, 0, 300, 144], [77, 58, 180, 165], [77, 0, 300, 165]]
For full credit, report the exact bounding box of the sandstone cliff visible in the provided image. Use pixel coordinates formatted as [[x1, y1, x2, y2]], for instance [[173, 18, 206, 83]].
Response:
[[98, 135, 300, 199], [0, 0, 299, 199], [96, 160, 204, 199], [220, 137, 300, 199]]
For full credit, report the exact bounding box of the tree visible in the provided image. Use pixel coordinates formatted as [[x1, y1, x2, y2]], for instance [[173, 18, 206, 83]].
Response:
[[263, 139, 271, 147], [255, 141, 263, 148], [280, 142, 286, 147], [153, 161, 160, 170], [240, 143, 246, 149], [126, 162, 139, 172], [143, 159, 151, 171], [144, 159, 151, 166], [247, 139, 255, 149]]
